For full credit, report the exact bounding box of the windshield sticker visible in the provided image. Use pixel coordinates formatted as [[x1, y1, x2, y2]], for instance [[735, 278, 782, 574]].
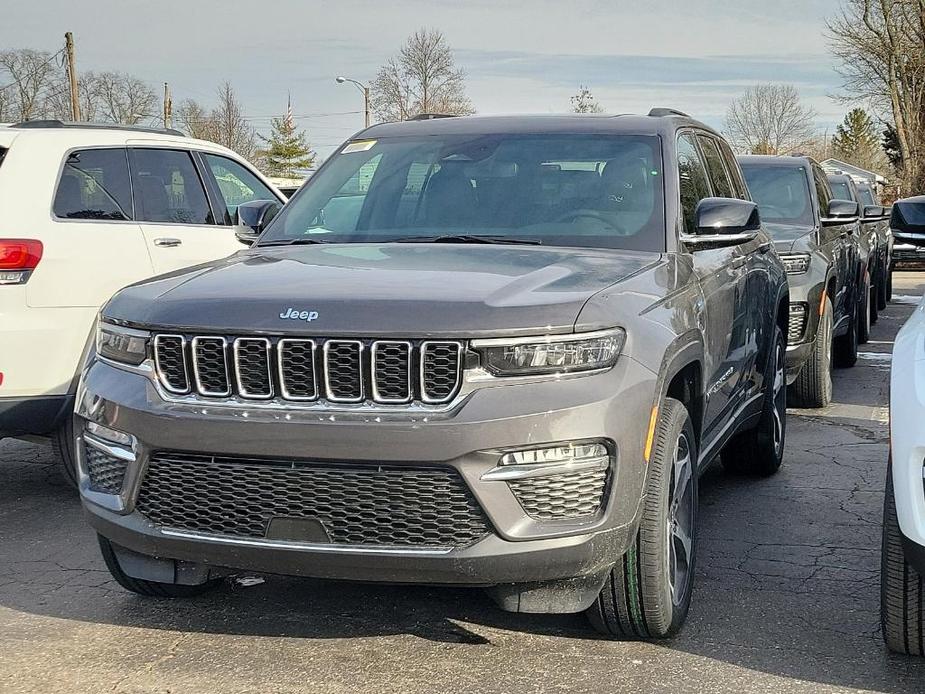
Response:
[[342, 140, 377, 154]]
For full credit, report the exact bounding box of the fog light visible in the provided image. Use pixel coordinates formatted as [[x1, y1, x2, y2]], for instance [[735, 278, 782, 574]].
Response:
[[86, 421, 135, 448], [483, 442, 611, 481]]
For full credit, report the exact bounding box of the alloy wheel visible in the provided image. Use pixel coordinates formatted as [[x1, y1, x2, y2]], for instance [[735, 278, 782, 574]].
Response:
[[667, 431, 694, 607]]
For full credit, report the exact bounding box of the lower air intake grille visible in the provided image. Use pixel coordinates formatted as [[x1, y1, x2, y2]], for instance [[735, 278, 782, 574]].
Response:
[[788, 303, 808, 345], [136, 452, 491, 548], [85, 444, 128, 494], [508, 468, 608, 520]]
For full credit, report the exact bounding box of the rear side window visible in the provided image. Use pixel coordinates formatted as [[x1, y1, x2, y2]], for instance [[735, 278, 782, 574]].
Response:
[[717, 141, 749, 199], [203, 153, 278, 223], [696, 136, 733, 198], [677, 133, 711, 232], [130, 148, 213, 225], [0, 147, 7, 167], [54, 148, 133, 221]]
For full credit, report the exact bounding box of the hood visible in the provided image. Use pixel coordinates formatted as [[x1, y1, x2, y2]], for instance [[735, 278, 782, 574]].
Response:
[[763, 222, 815, 253], [104, 244, 661, 337]]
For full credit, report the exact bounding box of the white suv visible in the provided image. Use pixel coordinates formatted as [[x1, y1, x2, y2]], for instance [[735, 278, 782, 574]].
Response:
[[883, 289, 925, 655], [0, 121, 284, 482]]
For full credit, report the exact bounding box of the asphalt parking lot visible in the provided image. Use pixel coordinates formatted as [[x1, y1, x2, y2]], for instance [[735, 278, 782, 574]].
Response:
[[2, 276, 925, 694]]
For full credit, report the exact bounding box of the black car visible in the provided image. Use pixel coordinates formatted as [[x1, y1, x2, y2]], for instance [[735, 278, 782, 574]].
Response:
[[828, 173, 880, 339], [76, 110, 788, 640], [856, 182, 892, 306], [739, 155, 862, 407], [890, 195, 925, 270]]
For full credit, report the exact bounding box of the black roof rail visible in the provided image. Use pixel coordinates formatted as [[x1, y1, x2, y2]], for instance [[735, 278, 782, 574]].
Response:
[[11, 120, 185, 137], [647, 107, 690, 118], [407, 113, 457, 121]]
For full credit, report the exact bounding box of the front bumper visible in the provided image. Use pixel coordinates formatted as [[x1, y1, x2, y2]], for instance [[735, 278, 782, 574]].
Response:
[[77, 353, 658, 588], [891, 243, 925, 267]]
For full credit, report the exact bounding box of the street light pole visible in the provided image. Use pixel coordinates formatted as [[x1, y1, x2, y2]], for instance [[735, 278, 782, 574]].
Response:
[[336, 76, 370, 128]]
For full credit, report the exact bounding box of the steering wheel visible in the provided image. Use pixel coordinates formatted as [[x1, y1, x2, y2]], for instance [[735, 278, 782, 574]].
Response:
[[554, 208, 626, 233]]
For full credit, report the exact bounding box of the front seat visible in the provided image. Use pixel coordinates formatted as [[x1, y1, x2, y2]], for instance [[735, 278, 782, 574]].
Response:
[[136, 175, 171, 222], [422, 164, 477, 227], [600, 157, 649, 212]]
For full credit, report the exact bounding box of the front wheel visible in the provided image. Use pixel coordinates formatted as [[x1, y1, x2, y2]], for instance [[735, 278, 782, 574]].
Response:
[[834, 293, 859, 368], [587, 397, 697, 639], [722, 326, 786, 476], [790, 297, 833, 408], [877, 261, 889, 310], [859, 274, 872, 344], [52, 416, 78, 489], [881, 466, 925, 655]]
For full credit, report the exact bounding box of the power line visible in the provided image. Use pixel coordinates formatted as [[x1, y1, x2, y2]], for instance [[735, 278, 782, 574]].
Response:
[[0, 48, 65, 93]]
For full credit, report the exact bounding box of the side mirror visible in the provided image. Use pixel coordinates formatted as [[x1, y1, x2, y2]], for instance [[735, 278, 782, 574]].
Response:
[[682, 198, 761, 250], [863, 204, 885, 219], [821, 199, 859, 227], [234, 199, 282, 246]]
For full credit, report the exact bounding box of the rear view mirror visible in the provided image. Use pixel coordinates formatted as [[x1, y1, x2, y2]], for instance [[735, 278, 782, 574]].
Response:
[[863, 205, 885, 219], [234, 200, 282, 246], [682, 197, 761, 250], [821, 199, 859, 227]]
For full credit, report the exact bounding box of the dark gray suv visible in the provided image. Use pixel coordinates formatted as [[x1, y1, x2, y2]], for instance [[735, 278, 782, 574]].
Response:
[[739, 155, 862, 407], [76, 112, 788, 639]]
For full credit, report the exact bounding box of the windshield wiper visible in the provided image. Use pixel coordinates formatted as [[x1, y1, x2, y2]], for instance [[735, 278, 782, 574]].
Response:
[[391, 234, 542, 245], [257, 238, 330, 247]]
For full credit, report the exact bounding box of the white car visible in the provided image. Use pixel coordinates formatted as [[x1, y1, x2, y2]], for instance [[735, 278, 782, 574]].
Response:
[[0, 121, 284, 482], [884, 288, 925, 655]]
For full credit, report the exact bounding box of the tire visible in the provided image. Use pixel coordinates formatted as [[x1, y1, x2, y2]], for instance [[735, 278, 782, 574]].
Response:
[[52, 416, 78, 489], [834, 291, 859, 368], [587, 398, 697, 639], [877, 261, 888, 311], [881, 466, 925, 655], [790, 297, 833, 408], [722, 326, 786, 476], [98, 536, 222, 598], [859, 275, 872, 344], [887, 268, 894, 303]]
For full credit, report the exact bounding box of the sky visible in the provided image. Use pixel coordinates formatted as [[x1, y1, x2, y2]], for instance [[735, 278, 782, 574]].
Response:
[[2, 0, 853, 162]]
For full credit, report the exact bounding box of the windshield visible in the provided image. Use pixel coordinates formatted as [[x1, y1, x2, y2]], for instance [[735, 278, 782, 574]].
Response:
[[829, 180, 853, 202], [259, 134, 666, 251], [893, 201, 925, 231], [740, 164, 814, 227]]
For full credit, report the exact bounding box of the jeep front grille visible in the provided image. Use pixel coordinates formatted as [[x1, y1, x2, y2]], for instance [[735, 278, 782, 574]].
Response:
[[136, 451, 491, 548], [788, 303, 808, 345], [152, 333, 464, 406]]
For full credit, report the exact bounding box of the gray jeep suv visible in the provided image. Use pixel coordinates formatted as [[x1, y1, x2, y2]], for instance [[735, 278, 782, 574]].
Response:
[[76, 112, 788, 639]]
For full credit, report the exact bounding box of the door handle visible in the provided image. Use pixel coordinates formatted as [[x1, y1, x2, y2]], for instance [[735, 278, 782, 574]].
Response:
[[731, 256, 747, 269], [758, 241, 772, 254], [154, 237, 182, 247]]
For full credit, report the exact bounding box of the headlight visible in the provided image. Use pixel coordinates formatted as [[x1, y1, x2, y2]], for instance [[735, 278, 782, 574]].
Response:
[[780, 253, 810, 275], [97, 321, 150, 365], [472, 328, 625, 376]]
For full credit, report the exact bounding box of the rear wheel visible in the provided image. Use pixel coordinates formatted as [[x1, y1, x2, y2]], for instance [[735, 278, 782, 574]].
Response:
[[877, 260, 889, 310], [722, 326, 786, 476], [52, 416, 78, 489], [587, 398, 697, 639], [99, 536, 223, 598], [881, 467, 925, 655], [790, 298, 833, 408], [859, 274, 872, 344], [834, 291, 859, 368], [887, 268, 894, 302]]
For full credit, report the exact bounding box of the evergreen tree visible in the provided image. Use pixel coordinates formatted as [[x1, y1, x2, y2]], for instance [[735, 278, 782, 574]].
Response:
[[259, 102, 315, 178], [831, 108, 884, 172], [570, 85, 603, 113]]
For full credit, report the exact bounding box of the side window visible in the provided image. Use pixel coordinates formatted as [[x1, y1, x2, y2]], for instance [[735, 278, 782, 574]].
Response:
[[54, 148, 133, 220], [696, 136, 733, 198], [203, 153, 278, 223], [717, 141, 749, 199], [130, 148, 213, 225], [677, 133, 711, 233], [812, 166, 831, 219]]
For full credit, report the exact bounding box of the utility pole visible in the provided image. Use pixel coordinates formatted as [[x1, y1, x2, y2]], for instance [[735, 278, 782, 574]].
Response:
[[363, 85, 370, 128], [64, 32, 80, 122], [163, 82, 172, 129]]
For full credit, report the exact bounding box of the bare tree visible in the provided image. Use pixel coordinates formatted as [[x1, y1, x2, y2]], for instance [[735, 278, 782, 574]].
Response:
[[175, 98, 216, 140], [210, 82, 258, 159], [570, 85, 603, 113], [827, 0, 925, 193], [0, 49, 64, 121], [724, 84, 818, 154], [93, 72, 158, 124], [371, 28, 474, 122]]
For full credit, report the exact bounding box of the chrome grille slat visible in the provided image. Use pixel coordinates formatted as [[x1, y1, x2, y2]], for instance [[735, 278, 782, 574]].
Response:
[[324, 340, 364, 402], [191, 337, 231, 396], [153, 335, 464, 406], [278, 339, 317, 400], [234, 338, 273, 399]]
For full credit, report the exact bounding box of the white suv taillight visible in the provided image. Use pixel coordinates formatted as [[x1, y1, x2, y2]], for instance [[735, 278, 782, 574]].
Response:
[[0, 239, 43, 285]]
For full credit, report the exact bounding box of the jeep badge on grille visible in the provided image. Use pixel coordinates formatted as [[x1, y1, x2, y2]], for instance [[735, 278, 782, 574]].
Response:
[[279, 308, 319, 321]]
